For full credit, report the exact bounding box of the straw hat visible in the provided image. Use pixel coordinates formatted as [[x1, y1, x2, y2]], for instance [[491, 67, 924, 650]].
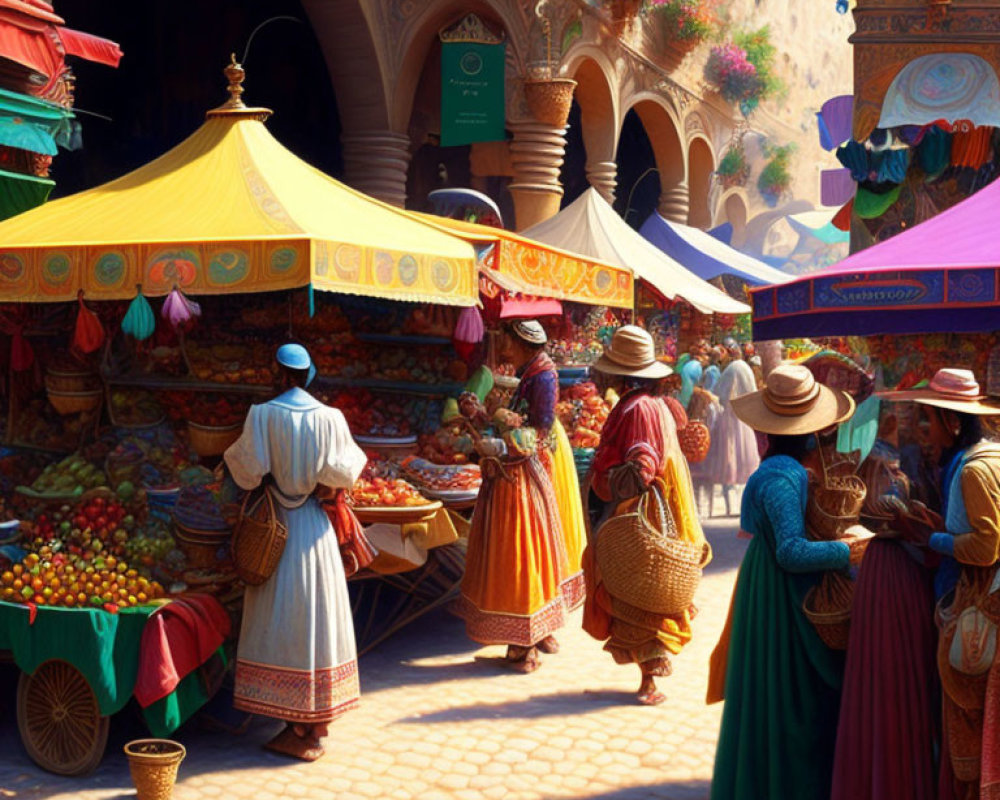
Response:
[[879, 368, 1000, 416], [593, 325, 672, 380], [731, 364, 855, 435]]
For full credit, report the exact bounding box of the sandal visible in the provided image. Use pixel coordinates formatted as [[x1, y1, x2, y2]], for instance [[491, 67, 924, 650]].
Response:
[[536, 636, 560, 655], [264, 726, 326, 762]]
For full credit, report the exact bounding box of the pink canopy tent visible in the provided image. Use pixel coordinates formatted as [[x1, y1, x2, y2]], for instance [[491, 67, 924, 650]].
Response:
[[751, 176, 1000, 338]]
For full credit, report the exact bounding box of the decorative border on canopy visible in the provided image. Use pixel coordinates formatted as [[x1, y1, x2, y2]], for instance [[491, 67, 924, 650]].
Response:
[[491, 239, 633, 309]]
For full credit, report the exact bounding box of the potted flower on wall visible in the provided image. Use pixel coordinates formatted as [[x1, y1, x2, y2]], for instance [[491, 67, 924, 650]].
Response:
[[703, 26, 783, 116], [716, 142, 749, 189], [642, 0, 719, 71], [757, 143, 795, 207]]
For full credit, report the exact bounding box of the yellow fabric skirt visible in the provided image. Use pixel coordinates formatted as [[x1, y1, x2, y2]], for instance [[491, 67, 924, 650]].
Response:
[[458, 455, 568, 647], [549, 419, 586, 609]]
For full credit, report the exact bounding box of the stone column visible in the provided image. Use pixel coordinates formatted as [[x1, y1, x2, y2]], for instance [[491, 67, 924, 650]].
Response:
[[586, 160, 617, 205], [507, 121, 567, 231], [340, 130, 411, 208], [658, 182, 690, 223]]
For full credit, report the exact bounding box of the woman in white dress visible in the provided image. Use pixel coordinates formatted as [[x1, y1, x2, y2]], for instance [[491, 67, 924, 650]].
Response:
[[224, 344, 367, 761], [701, 359, 760, 516]]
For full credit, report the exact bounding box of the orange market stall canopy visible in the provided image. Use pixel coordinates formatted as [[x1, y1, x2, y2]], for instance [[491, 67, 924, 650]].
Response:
[[0, 60, 478, 307], [416, 213, 635, 312]]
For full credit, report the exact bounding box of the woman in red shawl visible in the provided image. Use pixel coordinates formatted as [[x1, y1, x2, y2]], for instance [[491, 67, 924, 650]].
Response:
[[583, 326, 710, 704]]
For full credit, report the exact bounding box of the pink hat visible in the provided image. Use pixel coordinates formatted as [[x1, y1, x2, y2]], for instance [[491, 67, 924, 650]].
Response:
[[880, 368, 1000, 416]]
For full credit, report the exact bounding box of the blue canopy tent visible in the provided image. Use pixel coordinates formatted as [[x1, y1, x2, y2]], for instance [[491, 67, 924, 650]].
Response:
[[639, 211, 793, 286]]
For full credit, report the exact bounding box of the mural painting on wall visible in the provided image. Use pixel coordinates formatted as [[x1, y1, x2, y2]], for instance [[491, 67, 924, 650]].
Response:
[[440, 15, 507, 147]]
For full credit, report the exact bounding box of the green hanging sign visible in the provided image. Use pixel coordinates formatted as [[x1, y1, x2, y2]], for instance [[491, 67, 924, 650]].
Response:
[[440, 39, 506, 147]]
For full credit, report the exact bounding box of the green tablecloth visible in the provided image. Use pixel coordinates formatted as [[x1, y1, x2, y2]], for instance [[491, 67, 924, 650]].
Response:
[[0, 600, 220, 734]]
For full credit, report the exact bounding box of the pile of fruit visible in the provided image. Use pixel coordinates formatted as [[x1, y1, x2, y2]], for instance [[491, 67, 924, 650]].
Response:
[[400, 456, 481, 492], [109, 389, 164, 427], [556, 382, 612, 449], [1, 551, 165, 609], [185, 342, 276, 385], [27, 454, 107, 496], [124, 521, 176, 568], [351, 476, 430, 507], [24, 494, 140, 562], [163, 391, 248, 428], [416, 423, 473, 465]]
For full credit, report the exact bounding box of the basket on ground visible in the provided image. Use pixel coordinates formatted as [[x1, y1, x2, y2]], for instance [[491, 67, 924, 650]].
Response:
[[124, 739, 186, 800], [45, 367, 100, 393], [187, 421, 241, 457], [172, 519, 230, 569]]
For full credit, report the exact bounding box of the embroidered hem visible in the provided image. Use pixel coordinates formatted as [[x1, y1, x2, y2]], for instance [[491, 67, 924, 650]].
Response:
[[233, 659, 360, 724], [455, 593, 566, 647], [561, 571, 586, 611]]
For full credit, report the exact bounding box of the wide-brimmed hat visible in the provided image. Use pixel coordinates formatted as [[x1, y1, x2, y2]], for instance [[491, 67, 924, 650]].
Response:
[[879, 368, 1000, 416], [731, 364, 855, 435], [593, 325, 672, 380]]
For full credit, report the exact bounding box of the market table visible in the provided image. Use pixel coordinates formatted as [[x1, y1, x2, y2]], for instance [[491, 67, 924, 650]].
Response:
[[0, 599, 225, 775]]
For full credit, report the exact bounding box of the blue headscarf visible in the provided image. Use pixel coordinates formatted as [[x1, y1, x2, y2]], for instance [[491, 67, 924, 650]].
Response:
[[679, 360, 703, 408], [701, 364, 721, 393]]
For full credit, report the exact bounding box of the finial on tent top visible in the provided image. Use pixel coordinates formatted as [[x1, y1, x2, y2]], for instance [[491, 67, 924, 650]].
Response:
[[206, 53, 272, 120], [222, 53, 246, 109]]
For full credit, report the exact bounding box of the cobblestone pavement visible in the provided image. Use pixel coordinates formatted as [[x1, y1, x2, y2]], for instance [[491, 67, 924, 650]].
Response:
[[0, 513, 746, 800]]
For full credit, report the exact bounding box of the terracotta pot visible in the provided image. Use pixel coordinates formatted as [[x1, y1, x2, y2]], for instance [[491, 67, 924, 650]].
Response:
[[523, 78, 578, 128]]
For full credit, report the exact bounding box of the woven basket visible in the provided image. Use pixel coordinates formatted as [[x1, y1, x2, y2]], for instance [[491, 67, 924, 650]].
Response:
[[678, 420, 711, 464], [187, 421, 241, 457], [594, 486, 706, 616], [807, 474, 867, 540], [124, 739, 186, 800], [523, 78, 577, 127], [803, 571, 854, 650], [45, 368, 100, 393], [232, 488, 287, 586], [172, 520, 230, 569], [47, 388, 103, 416]]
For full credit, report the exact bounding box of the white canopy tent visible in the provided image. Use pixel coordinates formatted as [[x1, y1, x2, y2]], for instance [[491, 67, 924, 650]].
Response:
[[522, 188, 750, 315]]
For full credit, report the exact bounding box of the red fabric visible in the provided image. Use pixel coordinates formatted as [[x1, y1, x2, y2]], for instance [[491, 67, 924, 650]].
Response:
[[56, 27, 122, 67], [323, 489, 376, 577], [830, 539, 938, 800], [832, 199, 853, 232], [0, 16, 61, 78], [590, 391, 668, 502], [0, 0, 62, 24], [982, 661, 1000, 799], [134, 595, 230, 708], [499, 297, 562, 319]]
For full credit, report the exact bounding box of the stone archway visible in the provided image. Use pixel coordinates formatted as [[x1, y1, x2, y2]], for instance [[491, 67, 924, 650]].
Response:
[[715, 189, 750, 247], [565, 52, 619, 204], [686, 136, 715, 229], [626, 96, 687, 223]]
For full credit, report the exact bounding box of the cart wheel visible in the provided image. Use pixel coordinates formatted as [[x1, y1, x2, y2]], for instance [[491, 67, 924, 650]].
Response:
[[16, 660, 109, 776]]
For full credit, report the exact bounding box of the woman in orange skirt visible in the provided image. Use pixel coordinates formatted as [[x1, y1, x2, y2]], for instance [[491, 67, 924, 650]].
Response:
[[457, 320, 570, 672]]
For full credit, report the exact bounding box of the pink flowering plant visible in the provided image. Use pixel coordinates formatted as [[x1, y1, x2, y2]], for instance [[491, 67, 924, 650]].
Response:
[[643, 0, 717, 42], [704, 43, 759, 103]]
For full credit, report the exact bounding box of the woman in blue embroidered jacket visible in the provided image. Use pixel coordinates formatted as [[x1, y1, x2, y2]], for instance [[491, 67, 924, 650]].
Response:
[[708, 365, 865, 800]]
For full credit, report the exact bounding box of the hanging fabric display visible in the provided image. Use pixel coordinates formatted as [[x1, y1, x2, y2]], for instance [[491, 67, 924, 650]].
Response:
[[854, 184, 902, 218], [452, 305, 484, 361], [836, 140, 869, 182], [950, 125, 993, 169], [161, 287, 201, 331], [121, 287, 156, 341], [872, 148, 911, 184], [917, 126, 951, 178], [72, 291, 105, 354]]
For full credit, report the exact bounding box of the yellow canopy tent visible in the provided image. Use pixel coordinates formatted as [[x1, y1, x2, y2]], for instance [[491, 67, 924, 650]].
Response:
[[415, 213, 634, 310], [0, 59, 478, 306]]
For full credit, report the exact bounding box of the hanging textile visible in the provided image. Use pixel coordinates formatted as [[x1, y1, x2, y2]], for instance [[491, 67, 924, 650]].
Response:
[[121, 290, 155, 341], [917, 126, 951, 177], [854, 185, 902, 219], [837, 140, 869, 182], [872, 148, 911, 184], [950, 125, 993, 169], [72, 293, 104, 354]]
